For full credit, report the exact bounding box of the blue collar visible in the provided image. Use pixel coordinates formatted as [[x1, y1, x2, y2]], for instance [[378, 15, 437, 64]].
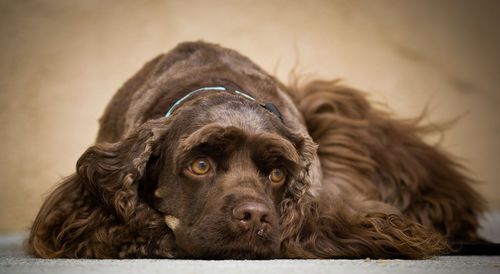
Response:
[[164, 86, 283, 123]]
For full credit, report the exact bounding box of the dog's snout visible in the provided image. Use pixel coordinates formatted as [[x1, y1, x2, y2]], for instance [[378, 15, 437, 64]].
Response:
[[232, 201, 271, 231]]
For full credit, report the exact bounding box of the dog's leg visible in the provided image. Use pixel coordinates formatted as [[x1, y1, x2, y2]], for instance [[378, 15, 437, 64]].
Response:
[[281, 190, 448, 259]]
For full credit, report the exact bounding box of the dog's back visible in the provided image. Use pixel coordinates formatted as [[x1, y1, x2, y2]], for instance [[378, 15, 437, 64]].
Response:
[[97, 42, 304, 143]]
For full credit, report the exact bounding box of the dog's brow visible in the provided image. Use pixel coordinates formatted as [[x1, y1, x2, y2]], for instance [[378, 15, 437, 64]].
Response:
[[252, 133, 301, 167], [173, 123, 247, 171], [179, 123, 245, 152]]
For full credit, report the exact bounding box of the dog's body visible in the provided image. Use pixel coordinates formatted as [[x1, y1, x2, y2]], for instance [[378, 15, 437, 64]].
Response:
[[28, 41, 483, 259]]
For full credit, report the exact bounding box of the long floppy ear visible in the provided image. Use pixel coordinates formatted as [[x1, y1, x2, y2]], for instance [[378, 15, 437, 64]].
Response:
[[280, 79, 483, 258], [27, 117, 174, 258], [278, 128, 323, 257], [77, 117, 170, 220], [295, 79, 484, 239]]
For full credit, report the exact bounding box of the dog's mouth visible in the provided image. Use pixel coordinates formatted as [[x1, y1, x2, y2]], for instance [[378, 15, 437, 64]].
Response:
[[170, 214, 281, 259]]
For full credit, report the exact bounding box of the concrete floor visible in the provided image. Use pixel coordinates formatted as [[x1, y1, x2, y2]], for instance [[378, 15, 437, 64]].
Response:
[[1, 233, 499, 274]]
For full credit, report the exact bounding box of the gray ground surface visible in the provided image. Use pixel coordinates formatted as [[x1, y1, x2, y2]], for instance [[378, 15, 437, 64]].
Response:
[[1, 233, 499, 274]]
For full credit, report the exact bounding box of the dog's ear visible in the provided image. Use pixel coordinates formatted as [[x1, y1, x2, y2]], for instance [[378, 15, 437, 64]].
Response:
[[279, 79, 481, 258], [278, 124, 322, 256], [77, 117, 170, 220], [27, 117, 173, 258], [295, 79, 483, 239]]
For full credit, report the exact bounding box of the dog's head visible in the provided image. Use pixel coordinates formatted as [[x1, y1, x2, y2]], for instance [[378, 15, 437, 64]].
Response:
[[151, 92, 304, 258]]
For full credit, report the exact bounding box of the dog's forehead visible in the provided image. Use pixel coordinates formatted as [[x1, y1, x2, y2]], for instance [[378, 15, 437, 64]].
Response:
[[206, 104, 266, 132], [194, 95, 275, 133]]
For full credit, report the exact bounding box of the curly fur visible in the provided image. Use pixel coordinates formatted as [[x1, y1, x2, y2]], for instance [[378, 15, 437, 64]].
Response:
[[27, 41, 484, 259]]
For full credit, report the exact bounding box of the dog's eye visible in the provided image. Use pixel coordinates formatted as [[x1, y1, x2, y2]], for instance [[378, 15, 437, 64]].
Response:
[[190, 158, 211, 175], [269, 168, 286, 183]]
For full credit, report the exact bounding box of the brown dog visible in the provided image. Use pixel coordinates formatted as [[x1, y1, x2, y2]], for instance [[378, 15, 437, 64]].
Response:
[[27, 41, 484, 259]]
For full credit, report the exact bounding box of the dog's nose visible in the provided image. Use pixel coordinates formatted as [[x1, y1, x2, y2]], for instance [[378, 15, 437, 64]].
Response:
[[232, 201, 271, 231]]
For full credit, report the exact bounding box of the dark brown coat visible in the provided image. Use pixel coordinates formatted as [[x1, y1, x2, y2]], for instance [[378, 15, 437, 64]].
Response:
[[27, 41, 483, 259]]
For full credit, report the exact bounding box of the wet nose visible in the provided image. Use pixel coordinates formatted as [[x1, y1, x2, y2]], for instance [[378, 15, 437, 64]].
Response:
[[232, 201, 271, 231]]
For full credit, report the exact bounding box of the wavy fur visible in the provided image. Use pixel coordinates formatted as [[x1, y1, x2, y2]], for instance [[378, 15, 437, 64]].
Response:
[[27, 42, 483, 259]]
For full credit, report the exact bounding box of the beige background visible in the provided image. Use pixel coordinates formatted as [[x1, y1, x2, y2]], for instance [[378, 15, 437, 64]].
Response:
[[1, 0, 499, 232]]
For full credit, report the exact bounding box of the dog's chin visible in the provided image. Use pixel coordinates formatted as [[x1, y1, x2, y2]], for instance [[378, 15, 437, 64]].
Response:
[[172, 219, 281, 259]]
